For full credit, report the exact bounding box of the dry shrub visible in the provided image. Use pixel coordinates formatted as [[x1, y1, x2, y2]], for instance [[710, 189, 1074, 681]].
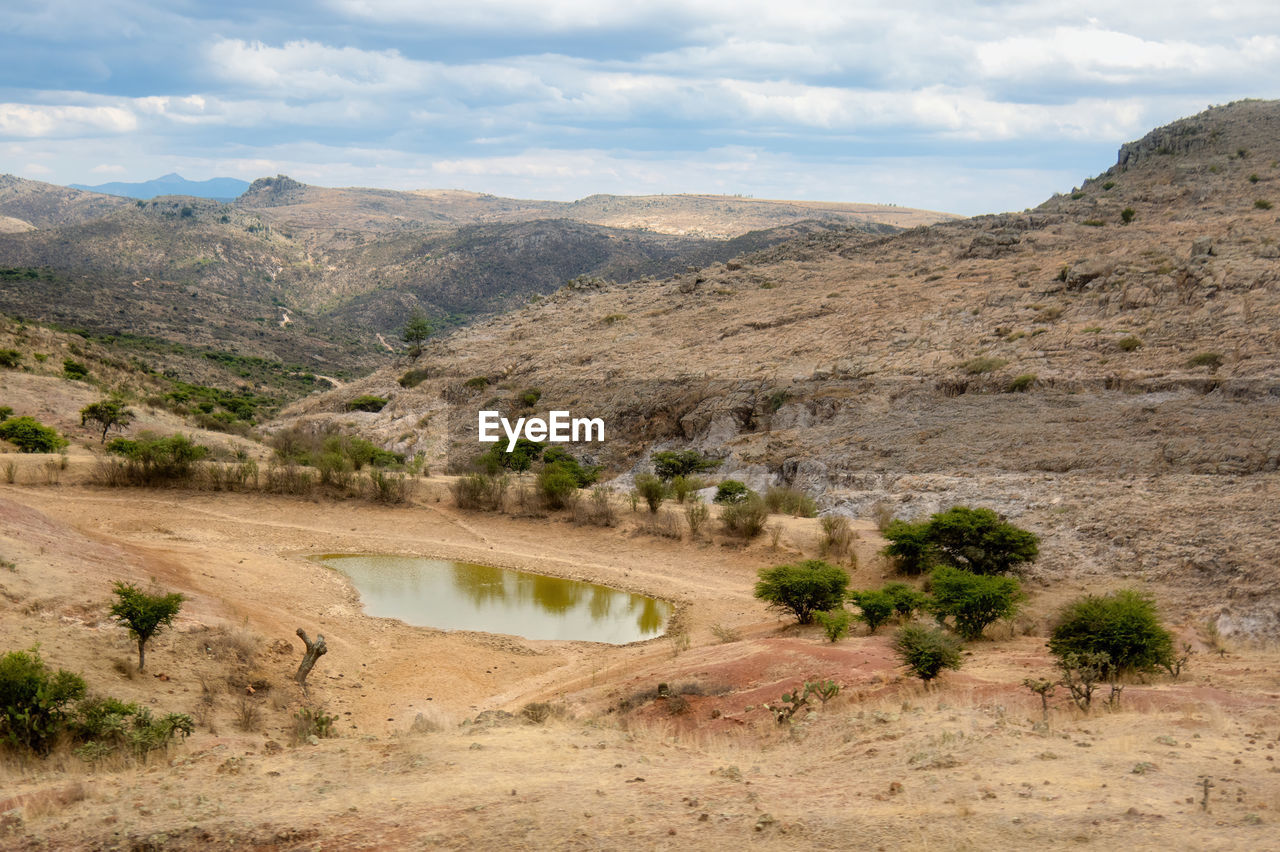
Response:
[[573, 487, 616, 526], [520, 702, 566, 725], [646, 508, 683, 539], [407, 707, 451, 735], [820, 515, 857, 561], [263, 462, 316, 496], [721, 494, 768, 539], [451, 472, 508, 511], [871, 500, 895, 533], [235, 697, 262, 732], [710, 623, 741, 643], [367, 468, 411, 504], [684, 500, 710, 538]]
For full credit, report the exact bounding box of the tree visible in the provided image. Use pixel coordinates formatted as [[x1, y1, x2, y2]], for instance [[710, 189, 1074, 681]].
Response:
[[928, 566, 1022, 640], [713, 480, 750, 505], [81, 399, 135, 443], [848, 589, 895, 633], [634, 473, 666, 513], [1048, 590, 1173, 681], [754, 560, 849, 625], [109, 582, 184, 672], [652, 450, 720, 481], [925, 506, 1039, 575], [881, 519, 933, 575], [0, 416, 68, 453], [402, 311, 433, 357], [892, 625, 962, 684]]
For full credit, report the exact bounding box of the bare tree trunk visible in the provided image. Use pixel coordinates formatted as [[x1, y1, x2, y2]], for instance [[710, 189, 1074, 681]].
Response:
[[294, 628, 327, 689], [137, 638, 146, 673]]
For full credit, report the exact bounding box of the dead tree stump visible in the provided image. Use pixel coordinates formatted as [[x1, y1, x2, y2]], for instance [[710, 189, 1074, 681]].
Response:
[[294, 628, 328, 690]]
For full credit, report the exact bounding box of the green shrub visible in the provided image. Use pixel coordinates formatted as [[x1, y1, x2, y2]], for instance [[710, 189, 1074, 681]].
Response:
[[881, 519, 933, 575], [542, 447, 600, 486], [634, 473, 666, 513], [63, 359, 89, 380], [721, 493, 768, 539], [754, 560, 850, 625], [1117, 336, 1143, 352], [962, 356, 1009, 374], [684, 499, 709, 538], [1082, 219, 1105, 227], [713, 479, 750, 504], [764, 486, 818, 517], [0, 406, 11, 421], [463, 376, 490, 389], [928, 566, 1021, 640], [1006, 373, 1036, 393], [110, 582, 183, 672], [1186, 351, 1223, 369], [882, 583, 928, 618], [72, 698, 193, 762], [367, 469, 410, 504], [0, 648, 86, 753], [815, 608, 852, 642], [1120, 207, 1136, 224], [451, 471, 507, 511], [345, 394, 388, 412], [103, 433, 209, 485], [0, 416, 68, 453], [477, 438, 543, 473], [0, 349, 21, 368], [668, 474, 703, 503], [1047, 590, 1174, 680], [291, 706, 337, 744], [398, 368, 432, 388], [652, 449, 721, 480], [519, 388, 542, 407], [892, 625, 962, 683], [1102, 181, 1116, 190], [1256, 199, 1273, 210], [848, 589, 895, 633], [537, 462, 579, 510]]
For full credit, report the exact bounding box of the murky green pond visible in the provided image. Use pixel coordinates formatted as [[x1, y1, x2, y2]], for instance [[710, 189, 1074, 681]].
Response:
[[319, 555, 672, 644]]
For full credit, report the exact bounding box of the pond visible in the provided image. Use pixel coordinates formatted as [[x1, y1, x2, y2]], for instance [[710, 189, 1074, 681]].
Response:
[[318, 554, 673, 644]]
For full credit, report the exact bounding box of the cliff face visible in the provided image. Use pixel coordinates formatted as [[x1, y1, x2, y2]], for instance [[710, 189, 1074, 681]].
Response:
[[283, 101, 1280, 636]]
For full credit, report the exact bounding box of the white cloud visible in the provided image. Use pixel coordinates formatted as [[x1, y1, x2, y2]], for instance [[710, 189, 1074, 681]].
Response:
[[90, 163, 126, 173], [0, 103, 137, 138]]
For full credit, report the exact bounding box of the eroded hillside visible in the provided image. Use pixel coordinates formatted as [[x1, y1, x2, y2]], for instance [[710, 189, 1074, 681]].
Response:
[[288, 100, 1280, 636]]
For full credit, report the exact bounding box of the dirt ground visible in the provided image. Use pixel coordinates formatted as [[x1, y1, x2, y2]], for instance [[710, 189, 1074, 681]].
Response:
[[2, 468, 1279, 850]]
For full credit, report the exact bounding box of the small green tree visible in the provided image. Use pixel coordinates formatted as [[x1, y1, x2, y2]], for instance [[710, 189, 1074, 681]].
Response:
[[882, 582, 928, 618], [109, 583, 184, 672], [815, 608, 852, 642], [652, 450, 720, 481], [81, 399, 135, 443], [848, 589, 895, 633], [713, 479, 750, 504], [892, 625, 963, 684], [401, 311, 433, 357], [881, 519, 933, 575], [1047, 590, 1173, 681], [928, 566, 1022, 640], [0, 648, 86, 753], [925, 507, 1039, 575], [537, 461, 579, 510], [754, 560, 849, 625]]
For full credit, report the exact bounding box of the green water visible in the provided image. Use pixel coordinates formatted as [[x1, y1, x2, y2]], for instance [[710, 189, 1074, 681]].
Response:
[[319, 554, 672, 644]]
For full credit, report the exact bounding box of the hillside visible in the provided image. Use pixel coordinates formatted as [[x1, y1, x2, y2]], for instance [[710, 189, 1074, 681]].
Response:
[[0, 175, 130, 229], [288, 99, 1280, 636]]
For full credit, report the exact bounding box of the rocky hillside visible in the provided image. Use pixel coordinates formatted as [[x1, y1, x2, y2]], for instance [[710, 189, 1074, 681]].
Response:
[[287, 100, 1280, 636]]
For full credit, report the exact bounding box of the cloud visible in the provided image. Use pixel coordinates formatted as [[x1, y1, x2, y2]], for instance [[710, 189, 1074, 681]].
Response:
[[0, 103, 137, 138]]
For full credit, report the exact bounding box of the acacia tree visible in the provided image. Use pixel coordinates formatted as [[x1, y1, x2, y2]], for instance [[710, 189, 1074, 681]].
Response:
[[109, 582, 184, 672], [402, 311, 433, 358], [81, 399, 134, 443], [754, 560, 849, 625]]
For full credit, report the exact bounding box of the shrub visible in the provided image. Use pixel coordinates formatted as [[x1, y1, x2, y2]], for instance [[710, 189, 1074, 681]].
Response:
[[684, 499, 709, 538], [1120, 207, 1135, 224], [290, 706, 337, 744], [668, 474, 702, 503], [345, 395, 388, 412], [892, 625, 962, 683], [1006, 373, 1036, 393], [518, 388, 542, 407], [367, 469, 410, 504], [63, 359, 89, 380], [0, 416, 68, 453], [882, 583, 928, 618], [1186, 351, 1223, 369], [398, 368, 432, 388], [928, 566, 1022, 640], [80, 399, 134, 443], [713, 479, 750, 504], [451, 472, 507, 511], [0, 348, 21, 368], [537, 462, 579, 510], [819, 515, 855, 560], [1047, 590, 1174, 680], [918, 506, 1039, 575], [1117, 336, 1143, 352], [815, 608, 852, 642], [478, 438, 544, 473], [721, 493, 768, 539], [764, 486, 818, 517], [881, 519, 933, 575], [463, 376, 489, 389], [0, 648, 86, 753], [1256, 199, 1273, 210], [573, 487, 616, 527], [962, 356, 1008, 375], [1082, 219, 1105, 227], [652, 449, 720, 480], [754, 559, 849, 624], [541, 447, 599, 486], [848, 589, 895, 633], [72, 699, 193, 762], [103, 433, 208, 485], [634, 473, 666, 513]]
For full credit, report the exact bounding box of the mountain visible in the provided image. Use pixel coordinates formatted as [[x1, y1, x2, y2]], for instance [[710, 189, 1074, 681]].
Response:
[[69, 172, 251, 201], [0, 174, 131, 228], [287, 99, 1280, 636]]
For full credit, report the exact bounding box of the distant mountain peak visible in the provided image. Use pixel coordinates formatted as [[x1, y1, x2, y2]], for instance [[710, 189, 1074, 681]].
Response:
[[68, 174, 250, 201]]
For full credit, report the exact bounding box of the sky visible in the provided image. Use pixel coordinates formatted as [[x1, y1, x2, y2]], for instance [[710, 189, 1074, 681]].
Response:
[[1, 0, 1277, 215]]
